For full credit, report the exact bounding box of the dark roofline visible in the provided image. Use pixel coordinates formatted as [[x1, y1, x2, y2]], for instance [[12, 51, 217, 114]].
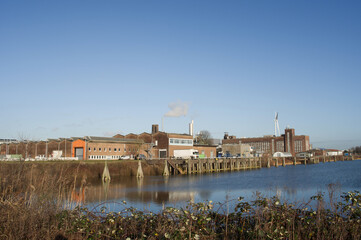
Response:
[[85, 136, 143, 144], [193, 144, 218, 147]]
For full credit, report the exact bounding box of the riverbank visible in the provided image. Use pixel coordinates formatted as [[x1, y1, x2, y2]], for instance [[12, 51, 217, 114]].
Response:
[[0, 160, 164, 183], [1, 188, 361, 239], [1, 160, 361, 239]]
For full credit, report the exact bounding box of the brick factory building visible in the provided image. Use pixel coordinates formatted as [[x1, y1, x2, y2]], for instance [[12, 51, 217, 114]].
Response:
[[222, 128, 310, 156], [72, 136, 145, 160], [0, 124, 216, 160], [114, 124, 216, 159]]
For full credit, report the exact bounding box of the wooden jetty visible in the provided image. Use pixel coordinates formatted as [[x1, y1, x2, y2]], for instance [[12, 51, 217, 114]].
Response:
[[147, 157, 262, 175], [146, 155, 358, 176]]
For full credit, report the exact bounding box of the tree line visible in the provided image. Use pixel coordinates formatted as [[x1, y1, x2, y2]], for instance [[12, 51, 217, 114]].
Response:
[[349, 146, 361, 154]]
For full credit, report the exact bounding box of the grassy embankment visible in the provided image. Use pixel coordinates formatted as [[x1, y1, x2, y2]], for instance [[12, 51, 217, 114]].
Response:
[[1, 161, 361, 239]]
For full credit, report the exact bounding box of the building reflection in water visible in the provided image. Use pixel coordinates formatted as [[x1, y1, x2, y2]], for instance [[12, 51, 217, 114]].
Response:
[[84, 176, 199, 206]]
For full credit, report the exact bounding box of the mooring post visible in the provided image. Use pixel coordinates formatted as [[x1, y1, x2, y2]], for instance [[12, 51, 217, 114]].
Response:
[[187, 160, 191, 174], [102, 162, 111, 182], [304, 158, 307, 165], [282, 157, 286, 167], [267, 157, 271, 168], [137, 161, 144, 178], [293, 157, 296, 166], [163, 160, 169, 177], [275, 158, 278, 167]]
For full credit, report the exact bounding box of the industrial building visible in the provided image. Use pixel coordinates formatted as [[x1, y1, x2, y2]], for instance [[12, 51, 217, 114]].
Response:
[[222, 128, 310, 156], [0, 138, 73, 160], [115, 124, 217, 159], [0, 123, 217, 160], [72, 136, 145, 160]]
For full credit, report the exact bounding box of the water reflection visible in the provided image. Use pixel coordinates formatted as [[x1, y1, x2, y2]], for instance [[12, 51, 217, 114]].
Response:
[[86, 176, 197, 206], [84, 160, 361, 212]]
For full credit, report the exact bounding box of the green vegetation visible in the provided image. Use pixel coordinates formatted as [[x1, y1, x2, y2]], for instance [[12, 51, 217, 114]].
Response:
[[1, 162, 361, 239]]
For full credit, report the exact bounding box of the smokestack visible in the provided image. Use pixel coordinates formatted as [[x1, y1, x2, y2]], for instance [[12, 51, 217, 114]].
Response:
[[189, 120, 194, 136], [152, 124, 159, 134]]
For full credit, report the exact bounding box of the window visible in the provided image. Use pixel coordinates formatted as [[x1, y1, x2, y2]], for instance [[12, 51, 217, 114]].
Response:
[[118, 148, 121, 152], [89, 147, 91, 151], [114, 148, 117, 152], [169, 138, 193, 146], [104, 148, 107, 152], [99, 148, 101, 152], [109, 148, 111, 152]]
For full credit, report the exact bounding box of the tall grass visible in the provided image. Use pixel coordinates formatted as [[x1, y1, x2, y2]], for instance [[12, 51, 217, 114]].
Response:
[[1, 162, 361, 239]]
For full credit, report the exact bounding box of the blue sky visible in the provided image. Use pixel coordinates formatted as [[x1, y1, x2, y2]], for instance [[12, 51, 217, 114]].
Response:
[[1, 0, 360, 149]]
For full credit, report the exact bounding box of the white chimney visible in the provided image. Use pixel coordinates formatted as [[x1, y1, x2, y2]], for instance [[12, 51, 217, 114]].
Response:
[[189, 120, 194, 136]]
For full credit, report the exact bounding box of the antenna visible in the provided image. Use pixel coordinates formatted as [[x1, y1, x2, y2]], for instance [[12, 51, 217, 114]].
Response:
[[274, 112, 280, 137]]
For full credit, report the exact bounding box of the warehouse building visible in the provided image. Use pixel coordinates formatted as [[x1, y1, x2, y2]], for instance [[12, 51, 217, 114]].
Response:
[[72, 136, 144, 160], [222, 128, 310, 156], [0, 124, 215, 161], [0, 138, 73, 159]]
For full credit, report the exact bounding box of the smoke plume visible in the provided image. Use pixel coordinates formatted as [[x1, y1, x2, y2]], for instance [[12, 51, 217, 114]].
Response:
[[164, 101, 189, 117]]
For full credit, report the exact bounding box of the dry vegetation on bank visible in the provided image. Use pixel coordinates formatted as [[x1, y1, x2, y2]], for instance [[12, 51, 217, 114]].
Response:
[[1, 162, 361, 239]]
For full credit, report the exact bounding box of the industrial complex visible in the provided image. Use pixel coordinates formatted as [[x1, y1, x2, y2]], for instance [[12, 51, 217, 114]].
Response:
[[0, 123, 216, 161], [222, 128, 310, 157], [0, 116, 334, 161]]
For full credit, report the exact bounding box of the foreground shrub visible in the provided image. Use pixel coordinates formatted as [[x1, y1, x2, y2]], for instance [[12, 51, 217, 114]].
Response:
[[1, 163, 361, 239], [51, 191, 361, 240]]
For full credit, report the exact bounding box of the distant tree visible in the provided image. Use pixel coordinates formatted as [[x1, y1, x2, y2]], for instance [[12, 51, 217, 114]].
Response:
[[350, 146, 361, 154], [195, 130, 213, 145], [18, 133, 30, 160]]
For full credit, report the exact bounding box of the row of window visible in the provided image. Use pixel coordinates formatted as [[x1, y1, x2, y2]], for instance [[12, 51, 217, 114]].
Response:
[[169, 138, 193, 146], [88, 147, 137, 153], [89, 155, 122, 160], [295, 140, 304, 153]]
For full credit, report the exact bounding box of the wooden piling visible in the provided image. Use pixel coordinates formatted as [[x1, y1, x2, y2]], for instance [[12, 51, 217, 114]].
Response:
[[163, 160, 169, 177], [102, 162, 111, 182], [137, 161, 144, 178]]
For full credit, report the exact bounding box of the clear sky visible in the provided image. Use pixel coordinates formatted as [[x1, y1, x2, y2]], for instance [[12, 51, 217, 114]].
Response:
[[1, 0, 360, 150]]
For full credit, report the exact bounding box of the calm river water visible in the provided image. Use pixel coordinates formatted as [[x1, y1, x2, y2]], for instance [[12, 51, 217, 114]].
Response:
[[85, 160, 361, 212]]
